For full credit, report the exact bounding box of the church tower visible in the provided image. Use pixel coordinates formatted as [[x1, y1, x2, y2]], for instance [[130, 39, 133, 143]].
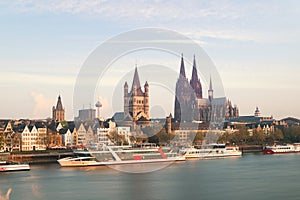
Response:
[[52, 95, 65, 122], [124, 66, 150, 124], [174, 54, 193, 122]]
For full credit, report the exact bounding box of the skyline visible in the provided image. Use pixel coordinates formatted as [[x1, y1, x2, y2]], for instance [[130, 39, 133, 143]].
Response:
[[1, 1, 300, 120]]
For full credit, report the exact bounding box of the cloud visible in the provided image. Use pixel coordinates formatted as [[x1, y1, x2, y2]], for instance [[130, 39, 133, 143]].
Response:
[[6, 0, 297, 44], [30, 92, 54, 118], [5, 0, 244, 20]]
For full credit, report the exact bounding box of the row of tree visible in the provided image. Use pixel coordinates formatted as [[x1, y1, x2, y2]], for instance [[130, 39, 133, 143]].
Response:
[[107, 124, 300, 147]]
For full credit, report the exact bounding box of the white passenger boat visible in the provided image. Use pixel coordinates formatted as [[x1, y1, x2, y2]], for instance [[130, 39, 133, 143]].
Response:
[[0, 161, 30, 172], [263, 143, 300, 154], [57, 145, 185, 167], [180, 144, 242, 159]]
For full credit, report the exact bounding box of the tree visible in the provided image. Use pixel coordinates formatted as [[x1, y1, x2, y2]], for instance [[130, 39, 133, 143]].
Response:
[[233, 125, 249, 145], [193, 132, 205, 145], [266, 128, 283, 144], [217, 131, 232, 144], [107, 130, 126, 145], [252, 129, 265, 145], [282, 126, 300, 143]]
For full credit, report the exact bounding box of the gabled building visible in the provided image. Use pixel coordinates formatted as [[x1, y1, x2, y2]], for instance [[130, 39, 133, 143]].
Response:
[[21, 125, 38, 151], [35, 122, 47, 150], [76, 123, 87, 145]]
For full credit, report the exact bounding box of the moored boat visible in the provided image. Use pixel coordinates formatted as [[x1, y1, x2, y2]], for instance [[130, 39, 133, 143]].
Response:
[[263, 144, 300, 154], [0, 161, 30, 172], [57, 145, 185, 167], [180, 144, 242, 159]]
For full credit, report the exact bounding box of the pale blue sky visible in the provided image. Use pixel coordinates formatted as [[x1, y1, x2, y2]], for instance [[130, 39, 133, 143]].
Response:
[[0, 0, 300, 120]]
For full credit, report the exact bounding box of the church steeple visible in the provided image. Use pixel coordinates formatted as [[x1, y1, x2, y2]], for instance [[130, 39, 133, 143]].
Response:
[[191, 55, 199, 80], [52, 95, 65, 122], [130, 66, 143, 96], [179, 54, 186, 78], [56, 95, 63, 110], [190, 55, 203, 98]]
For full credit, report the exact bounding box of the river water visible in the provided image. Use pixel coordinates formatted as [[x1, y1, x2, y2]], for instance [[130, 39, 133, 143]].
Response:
[[1, 153, 300, 200]]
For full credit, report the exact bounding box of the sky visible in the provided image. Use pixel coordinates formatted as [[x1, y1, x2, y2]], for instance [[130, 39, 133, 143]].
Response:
[[0, 0, 300, 120]]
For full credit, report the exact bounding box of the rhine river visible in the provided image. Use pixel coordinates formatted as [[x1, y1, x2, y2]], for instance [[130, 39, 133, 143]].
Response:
[[1, 153, 300, 200]]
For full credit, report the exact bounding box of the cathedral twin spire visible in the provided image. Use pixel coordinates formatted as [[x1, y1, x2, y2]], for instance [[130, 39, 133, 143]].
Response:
[[180, 54, 203, 99]]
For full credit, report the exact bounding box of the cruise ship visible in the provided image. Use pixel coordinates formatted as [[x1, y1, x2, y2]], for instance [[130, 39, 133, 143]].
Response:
[[57, 145, 185, 167], [180, 144, 242, 159]]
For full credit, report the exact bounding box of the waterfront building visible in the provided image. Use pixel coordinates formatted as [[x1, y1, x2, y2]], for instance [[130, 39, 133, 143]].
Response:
[[35, 122, 47, 150], [227, 107, 277, 136], [76, 123, 87, 145], [52, 95, 65, 122], [117, 126, 132, 144], [97, 120, 114, 145], [1, 121, 14, 152], [20, 125, 39, 151], [85, 124, 96, 146], [58, 122, 75, 147]]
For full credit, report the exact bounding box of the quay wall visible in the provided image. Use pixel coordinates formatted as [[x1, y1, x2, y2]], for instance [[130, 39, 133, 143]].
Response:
[[239, 145, 263, 153], [1, 152, 74, 164]]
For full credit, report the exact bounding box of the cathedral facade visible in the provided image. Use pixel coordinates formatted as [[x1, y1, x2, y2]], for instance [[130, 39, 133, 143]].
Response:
[[174, 55, 239, 123]]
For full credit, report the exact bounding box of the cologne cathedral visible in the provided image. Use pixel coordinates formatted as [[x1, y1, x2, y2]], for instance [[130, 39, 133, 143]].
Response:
[[174, 55, 239, 123]]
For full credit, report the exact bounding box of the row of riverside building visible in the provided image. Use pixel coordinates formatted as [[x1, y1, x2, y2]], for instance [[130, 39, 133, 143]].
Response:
[[0, 117, 132, 152]]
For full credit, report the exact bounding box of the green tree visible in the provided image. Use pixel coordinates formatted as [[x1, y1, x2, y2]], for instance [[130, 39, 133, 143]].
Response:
[[217, 131, 232, 144], [193, 132, 205, 145], [233, 125, 249, 145], [252, 129, 265, 145], [282, 126, 300, 143]]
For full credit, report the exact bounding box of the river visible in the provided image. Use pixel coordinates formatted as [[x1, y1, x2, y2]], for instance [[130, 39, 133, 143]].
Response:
[[1, 153, 300, 200]]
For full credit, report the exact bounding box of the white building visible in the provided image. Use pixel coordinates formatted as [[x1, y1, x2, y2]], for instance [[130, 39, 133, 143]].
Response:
[[36, 125, 47, 150], [21, 125, 38, 151], [117, 126, 132, 144]]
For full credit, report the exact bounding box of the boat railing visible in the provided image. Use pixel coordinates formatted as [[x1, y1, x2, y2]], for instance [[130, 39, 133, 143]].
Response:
[[106, 146, 122, 161]]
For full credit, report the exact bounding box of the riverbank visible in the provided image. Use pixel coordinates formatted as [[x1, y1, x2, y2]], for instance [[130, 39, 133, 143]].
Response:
[[239, 145, 263, 153], [0, 151, 74, 164]]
